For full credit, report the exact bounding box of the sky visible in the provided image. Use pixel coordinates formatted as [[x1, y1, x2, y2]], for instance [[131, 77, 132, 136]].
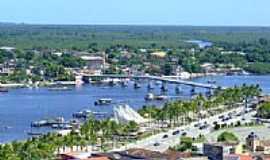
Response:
[[0, 0, 269, 26]]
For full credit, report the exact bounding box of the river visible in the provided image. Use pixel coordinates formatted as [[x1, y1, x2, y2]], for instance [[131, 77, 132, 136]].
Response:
[[0, 75, 269, 143]]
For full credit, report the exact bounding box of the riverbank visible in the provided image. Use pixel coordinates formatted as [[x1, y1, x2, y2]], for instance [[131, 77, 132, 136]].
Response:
[[0, 81, 77, 88]]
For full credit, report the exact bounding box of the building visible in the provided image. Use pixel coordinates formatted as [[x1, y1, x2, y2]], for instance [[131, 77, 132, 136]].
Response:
[[203, 143, 224, 160], [80, 56, 105, 75], [245, 132, 270, 153], [223, 154, 252, 160], [0, 46, 16, 52], [203, 143, 244, 160]]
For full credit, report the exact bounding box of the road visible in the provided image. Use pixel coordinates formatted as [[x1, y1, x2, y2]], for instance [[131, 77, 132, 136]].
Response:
[[113, 106, 256, 152]]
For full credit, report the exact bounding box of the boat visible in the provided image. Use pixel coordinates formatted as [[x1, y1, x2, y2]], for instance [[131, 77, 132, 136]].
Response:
[[160, 85, 168, 92], [73, 109, 107, 118], [207, 80, 216, 84], [155, 81, 162, 85], [31, 120, 48, 127], [31, 117, 65, 127], [121, 81, 128, 87], [94, 98, 113, 105], [145, 93, 155, 101], [27, 132, 43, 136], [0, 88, 8, 93], [175, 86, 182, 94], [155, 95, 168, 101], [147, 83, 154, 90], [48, 86, 72, 91], [134, 82, 141, 89], [52, 124, 72, 130]]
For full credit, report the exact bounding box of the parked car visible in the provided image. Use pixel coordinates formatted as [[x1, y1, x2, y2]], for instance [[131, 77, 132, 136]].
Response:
[[172, 130, 180, 135], [162, 134, 169, 139], [153, 142, 160, 146]]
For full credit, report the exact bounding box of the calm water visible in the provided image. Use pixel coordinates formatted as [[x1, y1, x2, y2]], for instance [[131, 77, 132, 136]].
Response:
[[0, 75, 269, 143]]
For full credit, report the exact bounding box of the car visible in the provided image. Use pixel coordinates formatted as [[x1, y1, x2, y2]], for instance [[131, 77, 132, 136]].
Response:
[[172, 130, 180, 135], [199, 124, 209, 130], [181, 132, 187, 136], [153, 142, 160, 146], [162, 134, 169, 139], [218, 115, 225, 119], [194, 123, 200, 127]]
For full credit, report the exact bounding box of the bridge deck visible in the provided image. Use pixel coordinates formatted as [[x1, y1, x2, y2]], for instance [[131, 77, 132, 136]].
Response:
[[81, 74, 226, 90]]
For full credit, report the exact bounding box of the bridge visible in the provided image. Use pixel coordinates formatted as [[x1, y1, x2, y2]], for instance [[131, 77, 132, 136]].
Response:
[[79, 74, 226, 90]]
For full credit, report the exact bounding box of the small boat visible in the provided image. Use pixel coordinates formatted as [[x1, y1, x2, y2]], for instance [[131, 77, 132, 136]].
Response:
[[207, 80, 216, 84], [0, 88, 8, 93], [48, 86, 72, 91], [121, 81, 128, 87], [31, 120, 48, 127], [155, 81, 162, 85], [94, 98, 113, 105], [175, 86, 182, 94], [73, 109, 107, 119], [108, 80, 117, 86], [27, 132, 43, 136], [161, 85, 168, 92], [155, 95, 168, 101], [52, 124, 72, 130], [134, 83, 141, 89], [147, 83, 154, 90], [145, 93, 155, 101]]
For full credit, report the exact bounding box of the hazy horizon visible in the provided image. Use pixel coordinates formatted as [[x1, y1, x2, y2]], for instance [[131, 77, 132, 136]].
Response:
[[0, 0, 269, 26]]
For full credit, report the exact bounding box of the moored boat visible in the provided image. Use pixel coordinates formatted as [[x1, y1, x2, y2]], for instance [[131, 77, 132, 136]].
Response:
[[155, 95, 168, 101], [145, 93, 155, 101], [94, 98, 113, 105]]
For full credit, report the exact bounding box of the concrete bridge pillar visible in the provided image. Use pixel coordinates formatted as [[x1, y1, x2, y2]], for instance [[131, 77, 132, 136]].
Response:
[[175, 85, 182, 94], [206, 88, 213, 97], [191, 86, 195, 94], [134, 80, 141, 89], [161, 82, 168, 92], [147, 81, 154, 90]]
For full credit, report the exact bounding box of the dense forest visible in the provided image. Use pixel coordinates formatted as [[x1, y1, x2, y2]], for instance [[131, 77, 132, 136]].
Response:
[[1, 23, 270, 49]]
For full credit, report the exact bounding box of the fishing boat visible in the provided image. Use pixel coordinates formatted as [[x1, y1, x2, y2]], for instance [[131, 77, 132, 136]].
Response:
[[94, 98, 113, 105], [145, 93, 155, 101]]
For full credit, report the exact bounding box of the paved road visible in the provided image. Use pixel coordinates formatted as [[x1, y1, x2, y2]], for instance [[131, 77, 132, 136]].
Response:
[[113, 106, 256, 152]]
